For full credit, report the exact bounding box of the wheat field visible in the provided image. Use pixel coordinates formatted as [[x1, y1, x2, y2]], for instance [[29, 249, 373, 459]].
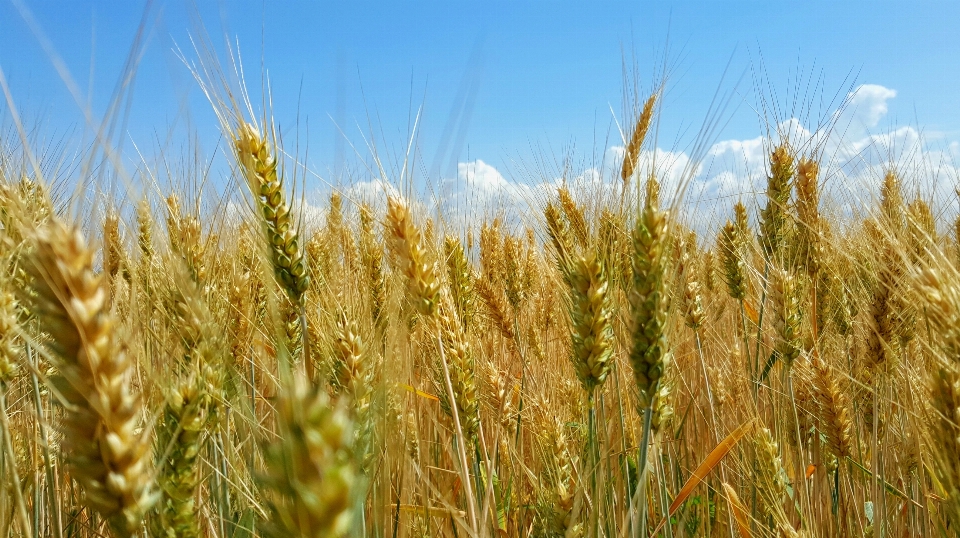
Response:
[[0, 50, 958, 538]]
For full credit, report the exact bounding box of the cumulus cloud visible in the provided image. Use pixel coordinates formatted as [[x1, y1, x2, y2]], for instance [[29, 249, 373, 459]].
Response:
[[457, 159, 508, 191], [439, 159, 547, 231], [345, 178, 400, 207], [844, 84, 898, 131]]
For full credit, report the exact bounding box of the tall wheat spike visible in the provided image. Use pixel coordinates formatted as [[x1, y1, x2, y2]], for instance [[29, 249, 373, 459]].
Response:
[[445, 235, 476, 331], [759, 144, 794, 260], [233, 122, 310, 302], [23, 220, 155, 537], [621, 91, 657, 184], [261, 376, 356, 538], [386, 196, 479, 439], [810, 354, 853, 461], [0, 270, 19, 383], [567, 250, 615, 394], [154, 263, 226, 537], [358, 204, 386, 328], [630, 176, 671, 413], [769, 266, 803, 366], [794, 156, 821, 276], [915, 268, 960, 523]]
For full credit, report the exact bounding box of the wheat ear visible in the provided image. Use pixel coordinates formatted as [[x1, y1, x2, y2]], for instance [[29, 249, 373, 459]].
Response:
[[769, 266, 803, 366], [754, 427, 788, 520], [23, 220, 155, 537], [759, 144, 793, 260], [155, 264, 226, 537], [136, 198, 154, 299], [621, 91, 657, 184], [358, 204, 386, 327], [444, 235, 476, 331], [332, 309, 376, 466], [557, 186, 589, 249], [0, 271, 19, 382], [915, 268, 960, 523], [567, 250, 615, 394], [386, 196, 480, 439], [810, 354, 854, 461], [261, 376, 356, 538], [233, 122, 311, 380], [630, 175, 671, 412], [386, 196, 441, 317], [233, 122, 309, 302]]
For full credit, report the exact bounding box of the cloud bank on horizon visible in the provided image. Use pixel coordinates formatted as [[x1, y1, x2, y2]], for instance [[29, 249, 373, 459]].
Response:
[[309, 83, 959, 237]]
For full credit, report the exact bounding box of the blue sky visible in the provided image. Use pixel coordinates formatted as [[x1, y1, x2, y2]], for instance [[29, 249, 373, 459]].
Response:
[[2, 1, 960, 226]]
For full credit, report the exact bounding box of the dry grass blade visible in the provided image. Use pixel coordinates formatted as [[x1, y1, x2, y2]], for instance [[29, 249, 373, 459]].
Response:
[[651, 418, 757, 535]]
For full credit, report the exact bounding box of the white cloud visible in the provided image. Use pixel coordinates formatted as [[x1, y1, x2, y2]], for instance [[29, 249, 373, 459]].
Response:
[[439, 159, 540, 231], [345, 178, 400, 207], [846, 84, 897, 130], [457, 159, 508, 192], [614, 145, 698, 204], [707, 135, 766, 175]]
